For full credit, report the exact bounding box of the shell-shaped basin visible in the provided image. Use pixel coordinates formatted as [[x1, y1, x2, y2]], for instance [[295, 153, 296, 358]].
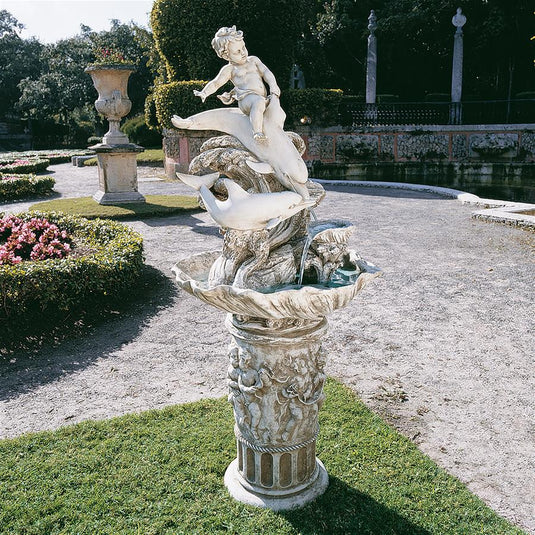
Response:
[[172, 251, 381, 320]]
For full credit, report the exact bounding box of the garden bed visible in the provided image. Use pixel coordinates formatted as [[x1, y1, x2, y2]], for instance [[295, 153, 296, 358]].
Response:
[[0, 157, 49, 174], [0, 211, 144, 338], [0, 149, 94, 165], [0, 173, 55, 202]]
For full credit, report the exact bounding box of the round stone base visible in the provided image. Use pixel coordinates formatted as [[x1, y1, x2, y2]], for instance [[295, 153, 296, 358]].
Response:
[[224, 458, 329, 511]]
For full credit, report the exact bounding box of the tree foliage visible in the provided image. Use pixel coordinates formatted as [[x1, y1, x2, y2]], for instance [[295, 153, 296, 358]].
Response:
[[151, 0, 311, 85], [0, 10, 43, 117], [312, 0, 534, 100], [10, 18, 159, 147]]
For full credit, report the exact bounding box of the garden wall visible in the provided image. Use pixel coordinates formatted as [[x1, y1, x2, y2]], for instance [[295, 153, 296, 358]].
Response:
[[163, 124, 535, 182]]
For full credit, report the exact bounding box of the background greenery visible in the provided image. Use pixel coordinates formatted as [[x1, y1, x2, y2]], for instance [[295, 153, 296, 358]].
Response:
[[1, 1, 532, 149]]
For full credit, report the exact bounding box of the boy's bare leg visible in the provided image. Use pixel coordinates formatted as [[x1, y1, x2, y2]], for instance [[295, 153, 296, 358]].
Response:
[[243, 96, 267, 141]]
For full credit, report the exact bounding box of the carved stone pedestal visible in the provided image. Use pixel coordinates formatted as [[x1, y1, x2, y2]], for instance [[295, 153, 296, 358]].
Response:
[[224, 314, 329, 510], [92, 143, 145, 204]]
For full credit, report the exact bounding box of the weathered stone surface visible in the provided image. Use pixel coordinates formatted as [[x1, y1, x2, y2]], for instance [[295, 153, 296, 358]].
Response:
[[398, 133, 449, 160], [307, 134, 335, 160], [336, 135, 378, 161], [452, 134, 468, 159], [520, 132, 535, 160], [380, 134, 395, 160], [469, 133, 518, 158]]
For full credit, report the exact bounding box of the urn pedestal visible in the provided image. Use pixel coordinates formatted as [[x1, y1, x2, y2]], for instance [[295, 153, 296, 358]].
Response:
[[224, 314, 329, 510], [85, 64, 145, 204]]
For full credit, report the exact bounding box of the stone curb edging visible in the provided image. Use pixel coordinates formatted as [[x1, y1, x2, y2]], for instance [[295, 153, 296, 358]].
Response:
[[312, 178, 535, 230]]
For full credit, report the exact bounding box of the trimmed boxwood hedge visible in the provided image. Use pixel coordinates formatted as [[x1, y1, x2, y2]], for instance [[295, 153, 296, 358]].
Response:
[[153, 80, 225, 128], [1, 150, 94, 165], [152, 83, 345, 130], [280, 88, 344, 127], [0, 174, 55, 202], [0, 211, 144, 336], [0, 158, 50, 174]]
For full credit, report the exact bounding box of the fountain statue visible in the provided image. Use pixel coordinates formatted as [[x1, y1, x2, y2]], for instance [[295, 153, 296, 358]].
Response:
[[171, 26, 380, 511]]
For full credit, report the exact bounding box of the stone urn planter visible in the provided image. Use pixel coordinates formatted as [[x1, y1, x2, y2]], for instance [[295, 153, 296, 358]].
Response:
[[85, 64, 145, 204], [85, 64, 134, 145]]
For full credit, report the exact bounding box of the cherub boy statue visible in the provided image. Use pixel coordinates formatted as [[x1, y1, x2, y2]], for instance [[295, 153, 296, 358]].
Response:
[[193, 26, 281, 142]]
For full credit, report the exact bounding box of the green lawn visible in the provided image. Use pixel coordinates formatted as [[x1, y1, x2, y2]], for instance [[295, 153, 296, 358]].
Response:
[[0, 380, 524, 535], [29, 195, 199, 219]]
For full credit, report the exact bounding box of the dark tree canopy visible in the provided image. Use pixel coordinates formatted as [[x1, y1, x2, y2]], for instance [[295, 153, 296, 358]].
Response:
[[312, 0, 534, 100], [151, 0, 311, 86], [0, 10, 43, 117]]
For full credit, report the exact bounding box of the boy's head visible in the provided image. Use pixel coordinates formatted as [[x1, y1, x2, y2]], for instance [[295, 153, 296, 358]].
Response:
[[212, 26, 245, 61]]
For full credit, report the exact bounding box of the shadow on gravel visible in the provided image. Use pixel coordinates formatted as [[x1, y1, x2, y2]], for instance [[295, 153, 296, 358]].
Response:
[[0, 265, 178, 402], [141, 212, 222, 238]]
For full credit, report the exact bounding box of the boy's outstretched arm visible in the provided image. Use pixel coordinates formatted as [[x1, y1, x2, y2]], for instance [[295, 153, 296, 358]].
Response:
[[254, 57, 281, 97], [193, 64, 232, 101]]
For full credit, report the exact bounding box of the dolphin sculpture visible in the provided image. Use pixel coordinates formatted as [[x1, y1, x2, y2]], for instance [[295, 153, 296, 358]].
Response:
[[179, 175, 314, 231], [171, 95, 310, 200]]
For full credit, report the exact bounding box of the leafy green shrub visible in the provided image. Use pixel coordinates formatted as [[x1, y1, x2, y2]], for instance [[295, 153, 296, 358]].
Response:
[[0, 158, 49, 174], [0, 174, 55, 202], [122, 115, 162, 147], [144, 91, 159, 131], [0, 211, 144, 337], [154, 80, 224, 128], [87, 136, 103, 145], [280, 88, 344, 127], [151, 0, 308, 84]]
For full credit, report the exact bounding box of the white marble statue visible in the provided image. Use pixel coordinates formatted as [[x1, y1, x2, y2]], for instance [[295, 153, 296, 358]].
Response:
[[172, 27, 309, 201], [194, 26, 281, 143]]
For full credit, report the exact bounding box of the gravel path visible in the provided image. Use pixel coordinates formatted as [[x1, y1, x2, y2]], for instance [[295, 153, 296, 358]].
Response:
[[1, 163, 534, 533]]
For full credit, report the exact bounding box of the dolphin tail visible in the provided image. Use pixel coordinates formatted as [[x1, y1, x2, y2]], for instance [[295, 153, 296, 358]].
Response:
[[176, 171, 219, 191], [171, 116, 193, 129]]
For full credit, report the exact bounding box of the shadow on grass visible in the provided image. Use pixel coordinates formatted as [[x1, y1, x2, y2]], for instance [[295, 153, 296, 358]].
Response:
[[0, 265, 178, 401], [281, 475, 431, 535]]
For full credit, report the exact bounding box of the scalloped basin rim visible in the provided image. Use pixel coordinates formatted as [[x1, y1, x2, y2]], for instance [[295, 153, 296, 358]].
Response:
[[172, 251, 381, 320]]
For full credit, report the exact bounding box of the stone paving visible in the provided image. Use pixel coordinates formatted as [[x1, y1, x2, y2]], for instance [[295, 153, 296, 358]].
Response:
[[1, 163, 534, 533]]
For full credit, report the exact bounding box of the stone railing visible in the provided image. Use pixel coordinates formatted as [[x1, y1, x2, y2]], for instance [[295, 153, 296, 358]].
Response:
[[164, 123, 535, 182]]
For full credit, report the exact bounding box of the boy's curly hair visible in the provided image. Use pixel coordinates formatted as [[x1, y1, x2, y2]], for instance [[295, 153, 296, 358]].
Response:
[[211, 25, 244, 60]]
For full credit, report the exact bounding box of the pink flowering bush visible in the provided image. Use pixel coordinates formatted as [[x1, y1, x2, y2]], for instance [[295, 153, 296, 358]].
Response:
[[0, 211, 144, 341], [0, 214, 72, 265], [0, 157, 49, 174]]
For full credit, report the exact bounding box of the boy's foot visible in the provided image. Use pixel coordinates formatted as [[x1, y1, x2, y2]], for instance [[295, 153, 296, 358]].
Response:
[[253, 132, 268, 143]]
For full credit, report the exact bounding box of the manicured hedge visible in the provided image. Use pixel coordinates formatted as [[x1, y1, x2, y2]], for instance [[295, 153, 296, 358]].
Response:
[[153, 80, 222, 128], [1, 150, 94, 164], [153, 83, 345, 129], [122, 115, 162, 147], [0, 211, 144, 336], [0, 174, 55, 202], [0, 158, 49, 174], [151, 0, 308, 83], [280, 88, 344, 127]]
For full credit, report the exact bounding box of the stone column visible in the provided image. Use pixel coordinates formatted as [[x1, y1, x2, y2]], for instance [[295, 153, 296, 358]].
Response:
[[224, 314, 329, 510], [450, 8, 467, 124], [366, 10, 378, 105]]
